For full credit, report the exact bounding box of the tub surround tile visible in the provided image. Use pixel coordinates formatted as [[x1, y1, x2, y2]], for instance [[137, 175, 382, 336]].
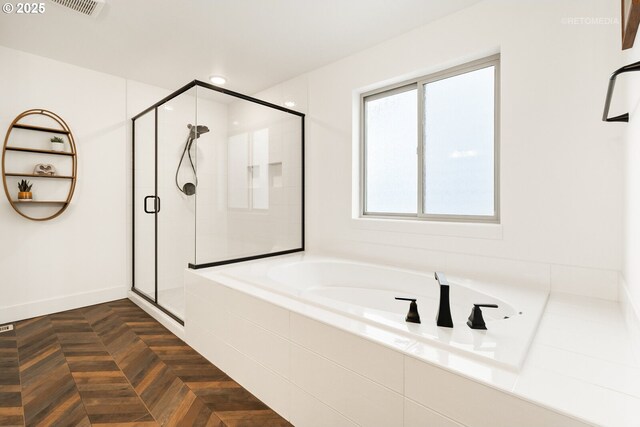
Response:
[[525, 343, 640, 399], [403, 341, 519, 393], [290, 313, 405, 393], [403, 398, 464, 427], [534, 310, 638, 366], [185, 299, 292, 420], [512, 293, 640, 427], [544, 292, 626, 328], [226, 288, 291, 339], [404, 355, 589, 427], [225, 310, 291, 378], [187, 283, 291, 379], [289, 386, 358, 427], [514, 367, 639, 427], [290, 343, 404, 427], [186, 289, 228, 338]]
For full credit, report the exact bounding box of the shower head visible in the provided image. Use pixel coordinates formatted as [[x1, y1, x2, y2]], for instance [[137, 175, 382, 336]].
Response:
[[187, 124, 210, 140]]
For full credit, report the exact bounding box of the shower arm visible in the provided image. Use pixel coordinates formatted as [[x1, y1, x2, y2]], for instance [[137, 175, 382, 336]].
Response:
[[602, 60, 640, 122]]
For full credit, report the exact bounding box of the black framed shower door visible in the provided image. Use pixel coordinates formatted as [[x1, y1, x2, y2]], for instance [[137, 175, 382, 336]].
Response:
[[131, 80, 305, 324]]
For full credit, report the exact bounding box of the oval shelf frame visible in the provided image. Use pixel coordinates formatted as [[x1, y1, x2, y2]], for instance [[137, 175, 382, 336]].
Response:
[[2, 109, 77, 221]]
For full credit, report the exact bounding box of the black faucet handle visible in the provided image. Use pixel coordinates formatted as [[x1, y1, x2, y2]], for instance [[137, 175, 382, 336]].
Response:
[[395, 297, 421, 324], [467, 304, 499, 330]]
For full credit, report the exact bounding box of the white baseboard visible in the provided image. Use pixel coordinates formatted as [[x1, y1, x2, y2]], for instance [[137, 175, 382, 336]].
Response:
[[619, 276, 640, 365], [127, 291, 185, 340], [0, 285, 128, 325]]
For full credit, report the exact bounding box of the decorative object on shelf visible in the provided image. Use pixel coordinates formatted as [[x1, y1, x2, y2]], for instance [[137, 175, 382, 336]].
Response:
[[17, 179, 32, 200], [2, 109, 77, 221], [50, 136, 65, 152], [33, 163, 56, 176], [623, 0, 640, 50]]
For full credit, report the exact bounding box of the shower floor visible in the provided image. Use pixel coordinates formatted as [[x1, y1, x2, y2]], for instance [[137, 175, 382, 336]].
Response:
[[158, 286, 185, 320]]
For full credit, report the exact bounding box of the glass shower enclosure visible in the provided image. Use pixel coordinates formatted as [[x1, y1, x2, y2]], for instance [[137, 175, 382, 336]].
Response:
[[132, 81, 305, 323]]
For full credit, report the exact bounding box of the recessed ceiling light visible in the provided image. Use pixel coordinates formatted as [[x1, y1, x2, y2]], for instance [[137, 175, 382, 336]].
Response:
[[284, 101, 296, 108], [232, 120, 239, 126], [163, 105, 174, 111], [209, 75, 227, 85]]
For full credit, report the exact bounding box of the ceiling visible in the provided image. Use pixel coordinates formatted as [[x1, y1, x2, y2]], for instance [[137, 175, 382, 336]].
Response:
[[0, 0, 482, 94]]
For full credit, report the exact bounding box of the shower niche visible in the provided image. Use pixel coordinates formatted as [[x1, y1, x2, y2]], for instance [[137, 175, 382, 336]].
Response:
[[132, 81, 304, 323]]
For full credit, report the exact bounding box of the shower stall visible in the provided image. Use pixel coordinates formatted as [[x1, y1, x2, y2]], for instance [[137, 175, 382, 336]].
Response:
[[131, 81, 305, 323]]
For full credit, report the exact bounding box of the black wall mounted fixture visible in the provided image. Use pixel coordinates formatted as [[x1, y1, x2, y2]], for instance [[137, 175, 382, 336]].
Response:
[[603, 60, 640, 122]]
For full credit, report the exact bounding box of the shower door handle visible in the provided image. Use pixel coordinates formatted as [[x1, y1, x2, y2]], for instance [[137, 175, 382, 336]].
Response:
[[144, 196, 161, 214]]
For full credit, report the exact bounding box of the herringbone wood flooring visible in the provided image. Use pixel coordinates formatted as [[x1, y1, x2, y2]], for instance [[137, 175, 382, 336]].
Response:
[[0, 299, 292, 427]]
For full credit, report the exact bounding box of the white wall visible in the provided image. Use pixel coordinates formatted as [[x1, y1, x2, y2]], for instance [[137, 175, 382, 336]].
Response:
[[0, 45, 128, 323], [261, 0, 624, 298]]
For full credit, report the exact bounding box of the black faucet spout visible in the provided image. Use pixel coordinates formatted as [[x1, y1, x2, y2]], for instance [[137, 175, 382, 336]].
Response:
[[435, 272, 453, 328]]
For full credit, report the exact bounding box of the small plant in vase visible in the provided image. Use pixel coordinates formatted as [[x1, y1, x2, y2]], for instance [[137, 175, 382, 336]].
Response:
[[17, 179, 33, 201], [50, 136, 64, 152]]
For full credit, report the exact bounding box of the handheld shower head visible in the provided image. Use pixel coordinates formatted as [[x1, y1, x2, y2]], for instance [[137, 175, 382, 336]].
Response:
[[177, 123, 209, 196], [187, 124, 210, 140]]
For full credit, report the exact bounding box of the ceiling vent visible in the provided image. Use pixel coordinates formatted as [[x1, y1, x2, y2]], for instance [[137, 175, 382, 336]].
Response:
[[50, 0, 105, 17]]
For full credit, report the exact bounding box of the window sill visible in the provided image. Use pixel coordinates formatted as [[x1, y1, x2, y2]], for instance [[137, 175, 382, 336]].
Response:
[[350, 216, 503, 240]]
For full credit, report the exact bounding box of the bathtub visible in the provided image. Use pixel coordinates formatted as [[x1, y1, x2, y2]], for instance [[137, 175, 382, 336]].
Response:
[[192, 253, 548, 370]]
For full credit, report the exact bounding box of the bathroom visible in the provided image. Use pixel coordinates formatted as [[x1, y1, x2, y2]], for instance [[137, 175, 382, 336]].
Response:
[[0, 0, 638, 426]]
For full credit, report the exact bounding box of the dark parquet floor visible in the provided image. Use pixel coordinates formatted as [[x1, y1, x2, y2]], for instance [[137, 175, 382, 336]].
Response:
[[0, 299, 292, 427]]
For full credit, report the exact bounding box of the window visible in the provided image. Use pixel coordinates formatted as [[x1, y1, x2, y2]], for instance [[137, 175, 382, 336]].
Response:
[[362, 55, 499, 222]]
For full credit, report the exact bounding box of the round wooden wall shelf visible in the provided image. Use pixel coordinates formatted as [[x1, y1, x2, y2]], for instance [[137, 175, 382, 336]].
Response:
[[1, 109, 77, 221]]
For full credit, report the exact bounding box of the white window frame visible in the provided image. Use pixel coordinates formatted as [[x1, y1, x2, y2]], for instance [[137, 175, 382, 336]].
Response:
[[361, 54, 500, 223]]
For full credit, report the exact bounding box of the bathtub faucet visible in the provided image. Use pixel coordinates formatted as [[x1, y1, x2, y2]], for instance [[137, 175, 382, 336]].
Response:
[[435, 272, 453, 328]]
